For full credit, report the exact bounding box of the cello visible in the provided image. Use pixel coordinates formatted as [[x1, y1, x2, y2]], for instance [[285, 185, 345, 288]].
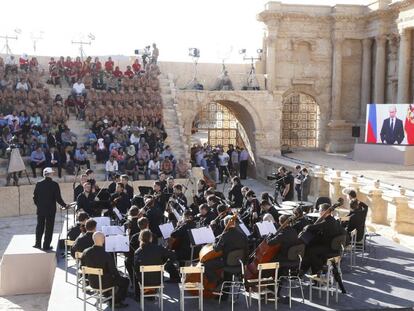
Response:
[[245, 215, 298, 280], [185, 213, 238, 298]]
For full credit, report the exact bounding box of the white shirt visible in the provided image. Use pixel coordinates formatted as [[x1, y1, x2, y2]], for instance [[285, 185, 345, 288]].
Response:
[[231, 151, 239, 164], [130, 133, 140, 144], [218, 153, 229, 166], [105, 160, 118, 172], [389, 117, 396, 130], [16, 82, 29, 91], [73, 82, 85, 94], [148, 160, 160, 171]]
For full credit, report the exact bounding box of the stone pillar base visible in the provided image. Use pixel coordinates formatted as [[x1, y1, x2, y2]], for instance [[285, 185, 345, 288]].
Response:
[[324, 120, 354, 153]]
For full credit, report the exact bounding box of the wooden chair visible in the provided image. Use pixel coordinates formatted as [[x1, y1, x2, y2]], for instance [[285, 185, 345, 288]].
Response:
[[81, 266, 115, 311], [307, 256, 342, 306], [247, 262, 279, 311], [64, 239, 75, 282], [75, 252, 83, 298], [139, 265, 165, 311], [179, 265, 204, 311]]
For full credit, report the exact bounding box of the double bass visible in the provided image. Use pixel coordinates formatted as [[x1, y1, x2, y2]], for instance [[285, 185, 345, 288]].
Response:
[[245, 215, 298, 280], [185, 213, 238, 298]]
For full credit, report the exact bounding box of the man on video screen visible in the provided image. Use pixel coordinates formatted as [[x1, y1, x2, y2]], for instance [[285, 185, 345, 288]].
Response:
[[380, 105, 404, 145]]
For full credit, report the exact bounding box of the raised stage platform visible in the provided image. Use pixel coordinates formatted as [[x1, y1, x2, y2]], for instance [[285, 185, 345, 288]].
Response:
[[353, 143, 414, 166], [0, 234, 59, 296]]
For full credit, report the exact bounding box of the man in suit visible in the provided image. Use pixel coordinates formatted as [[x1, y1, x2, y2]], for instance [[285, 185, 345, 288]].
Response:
[[71, 219, 96, 258], [121, 174, 134, 201], [344, 190, 368, 242], [45, 146, 62, 178], [82, 232, 129, 308], [301, 168, 311, 202], [76, 182, 97, 216], [228, 176, 244, 209], [301, 204, 346, 274], [380, 105, 405, 144], [170, 210, 196, 263], [33, 167, 68, 250]]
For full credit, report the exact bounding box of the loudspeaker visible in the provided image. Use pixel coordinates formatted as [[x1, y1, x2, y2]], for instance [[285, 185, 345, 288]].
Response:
[[352, 126, 361, 138]]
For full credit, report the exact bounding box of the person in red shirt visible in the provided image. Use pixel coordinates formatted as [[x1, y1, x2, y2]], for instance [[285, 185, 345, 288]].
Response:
[[105, 56, 114, 73], [29, 57, 38, 72], [48, 57, 56, 73], [74, 56, 82, 71], [132, 59, 141, 74], [124, 65, 134, 79], [94, 57, 102, 72], [113, 66, 123, 78], [19, 53, 29, 71]]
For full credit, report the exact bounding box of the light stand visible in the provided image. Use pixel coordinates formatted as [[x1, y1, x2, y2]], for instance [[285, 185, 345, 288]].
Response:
[[239, 49, 262, 90], [71, 34, 95, 61], [31, 31, 44, 53], [0, 34, 18, 55], [184, 48, 203, 90]]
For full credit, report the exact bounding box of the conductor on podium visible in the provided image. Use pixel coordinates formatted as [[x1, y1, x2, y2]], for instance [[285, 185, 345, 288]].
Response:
[[33, 167, 68, 250]]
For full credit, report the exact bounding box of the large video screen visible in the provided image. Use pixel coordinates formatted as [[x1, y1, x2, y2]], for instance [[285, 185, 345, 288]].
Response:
[[365, 104, 414, 145]]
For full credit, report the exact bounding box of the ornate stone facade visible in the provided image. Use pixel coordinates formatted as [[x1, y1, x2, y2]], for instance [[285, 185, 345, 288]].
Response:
[[257, 0, 414, 151]]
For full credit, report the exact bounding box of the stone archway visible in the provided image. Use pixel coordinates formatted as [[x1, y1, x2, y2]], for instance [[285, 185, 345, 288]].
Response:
[[281, 91, 319, 148]]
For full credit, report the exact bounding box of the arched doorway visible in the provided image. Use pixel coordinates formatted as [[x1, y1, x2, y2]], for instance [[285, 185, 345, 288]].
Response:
[[192, 100, 255, 163], [281, 92, 319, 148]]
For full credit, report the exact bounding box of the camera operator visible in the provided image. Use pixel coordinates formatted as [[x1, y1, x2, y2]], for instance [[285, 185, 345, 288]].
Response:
[[278, 166, 294, 201], [6, 136, 23, 186]]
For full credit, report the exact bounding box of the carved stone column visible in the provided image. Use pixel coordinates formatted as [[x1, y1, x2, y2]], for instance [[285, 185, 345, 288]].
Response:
[[324, 170, 342, 202], [360, 38, 372, 119], [265, 23, 279, 91], [311, 166, 329, 198], [397, 29, 411, 104], [331, 37, 344, 120], [374, 35, 387, 104], [383, 187, 414, 235], [360, 180, 387, 225]]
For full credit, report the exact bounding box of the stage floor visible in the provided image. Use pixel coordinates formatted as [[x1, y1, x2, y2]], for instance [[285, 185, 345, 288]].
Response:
[[46, 234, 414, 311]]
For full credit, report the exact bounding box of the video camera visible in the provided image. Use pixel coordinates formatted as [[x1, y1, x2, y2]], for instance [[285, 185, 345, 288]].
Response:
[[267, 172, 284, 190]]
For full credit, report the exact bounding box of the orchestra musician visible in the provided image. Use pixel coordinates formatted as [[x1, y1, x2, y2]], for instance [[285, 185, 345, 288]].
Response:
[[85, 169, 97, 193], [206, 195, 220, 214], [343, 197, 368, 242], [124, 206, 140, 237], [266, 214, 301, 304], [172, 184, 188, 208], [301, 203, 346, 274], [67, 212, 89, 241], [152, 180, 167, 212], [210, 204, 230, 236], [163, 176, 175, 199], [141, 195, 163, 238], [196, 203, 217, 227], [159, 172, 167, 191], [204, 215, 249, 288], [134, 230, 180, 297], [228, 176, 244, 208], [124, 210, 145, 285], [108, 173, 121, 194], [71, 219, 96, 258], [73, 174, 87, 201], [111, 182, 131, 215], [121, 174, 134, 201], [241, 190, 260, 229], [292, 207, 310, 234], [76, 181, 98, 216], [193, 179, 208, 208], [81, 232, 129, 308], [259, 200, 279, 222], [170, 210, 196, 263]]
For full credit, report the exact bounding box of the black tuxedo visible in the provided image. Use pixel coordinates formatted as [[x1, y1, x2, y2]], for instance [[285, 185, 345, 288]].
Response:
[[76, 192, 97, 216], [170, 220, 196, 261], [228, 183, 243, 208], [33, 177, 66, 248], [380, 117, 405, 144], [81, 245, 129, 303], [71, 231, 94, 258], [267, 226, 299, 263]]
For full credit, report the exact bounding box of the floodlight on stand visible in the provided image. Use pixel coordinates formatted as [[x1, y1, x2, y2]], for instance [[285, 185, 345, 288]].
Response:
[[71, 33, 95, 61], [30, 31, 44, 53], [0, 28, 20, 55], [183, 47, 203, 90], [240, 48, 262, 91]]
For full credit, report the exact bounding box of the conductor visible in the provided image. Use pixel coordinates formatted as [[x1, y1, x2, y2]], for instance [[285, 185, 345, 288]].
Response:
[[33, 167, 68, 250]]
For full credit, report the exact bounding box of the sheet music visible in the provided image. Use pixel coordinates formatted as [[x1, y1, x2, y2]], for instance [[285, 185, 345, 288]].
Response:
[[94, 217, 111, 231], [256, 221, 277, 237], [191, 227, 215, 245], [239, 223, 251, 236], [113, 207, 123, 220], [105, 235, 129, 252], [102, 225, 125, 236], [159, 222, 175, 239]]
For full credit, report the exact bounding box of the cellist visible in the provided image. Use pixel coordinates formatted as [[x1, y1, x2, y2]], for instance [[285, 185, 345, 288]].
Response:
[[204, 215, 249, 289]]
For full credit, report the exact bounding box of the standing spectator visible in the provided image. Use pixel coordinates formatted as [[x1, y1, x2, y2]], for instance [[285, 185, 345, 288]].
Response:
[[301, 168, 311, 202], [294, 165, 303, 201], [30, 146, 46, 178], [231, 146, 240, 177], [105, 156, 118, 180], [74, 146, 91, 169], [239, 148, 249, 179], [152, 43, 159, 64], [217, 149, 230, 183]]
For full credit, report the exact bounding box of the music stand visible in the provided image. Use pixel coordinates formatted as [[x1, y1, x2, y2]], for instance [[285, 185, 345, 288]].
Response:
[[189, 226, 216, 263], [138, 186, 153, 196]]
